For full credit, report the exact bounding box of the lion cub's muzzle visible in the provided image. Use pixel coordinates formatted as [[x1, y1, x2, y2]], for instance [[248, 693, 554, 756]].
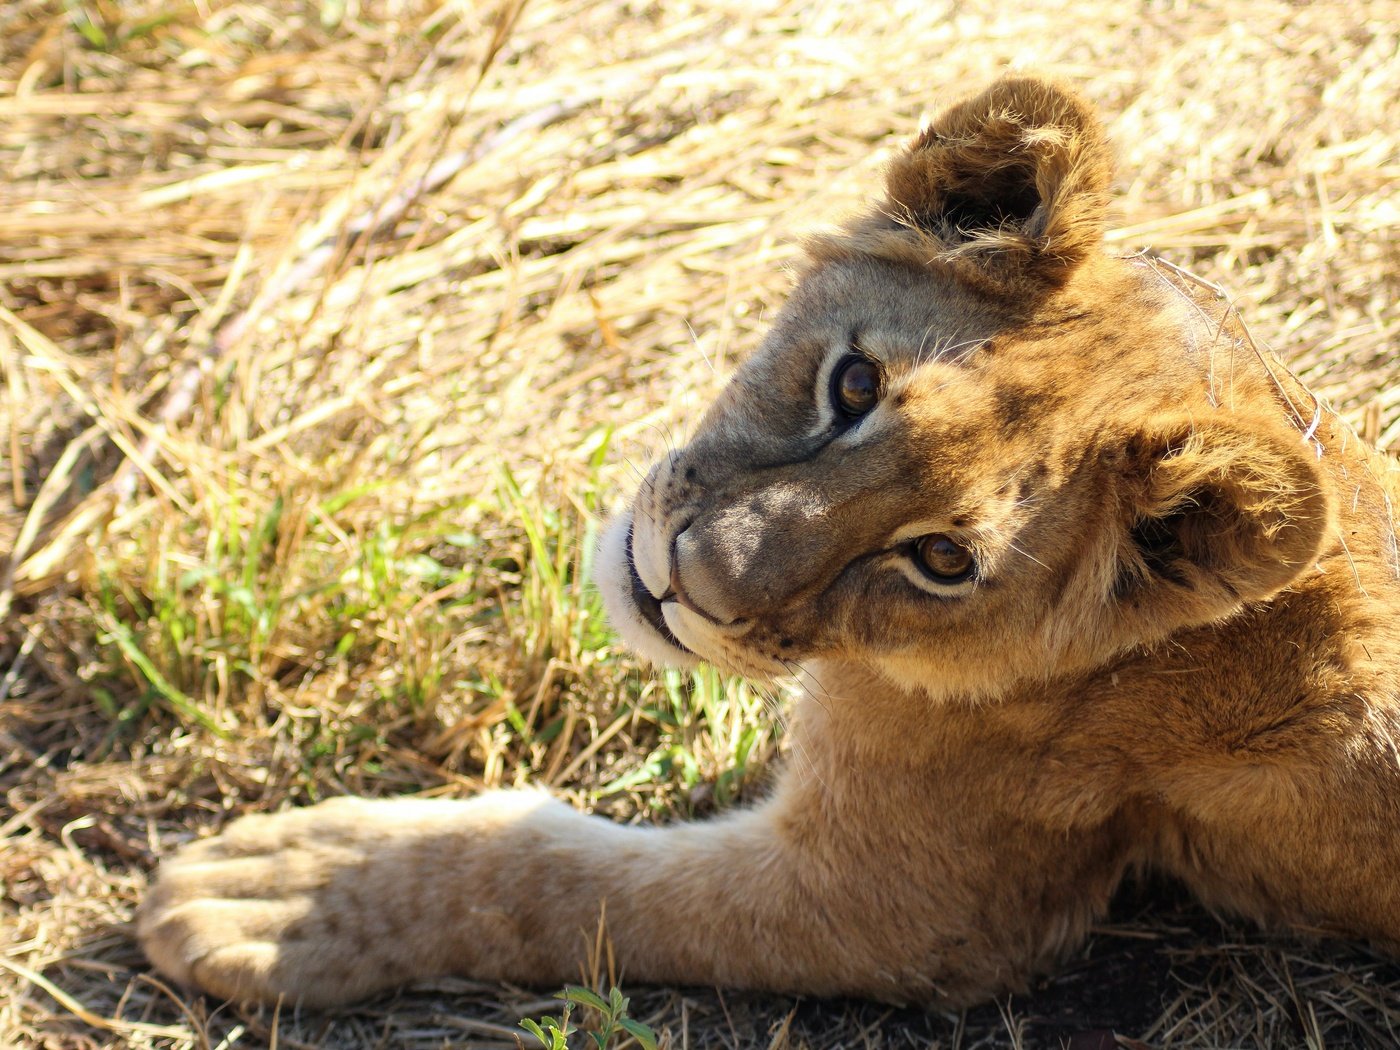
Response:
[[596, 450, 860, 676]]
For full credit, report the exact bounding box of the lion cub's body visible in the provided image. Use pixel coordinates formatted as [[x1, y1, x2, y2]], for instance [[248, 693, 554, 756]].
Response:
[[139, 77, 1400, 1009]]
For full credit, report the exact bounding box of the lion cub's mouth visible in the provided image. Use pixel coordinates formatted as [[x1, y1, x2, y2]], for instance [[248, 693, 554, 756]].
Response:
[[626, 523, 693, 656]]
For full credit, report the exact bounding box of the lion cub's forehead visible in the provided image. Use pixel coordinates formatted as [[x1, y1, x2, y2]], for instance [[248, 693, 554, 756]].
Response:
[[772, 257, 1009, 361], [780, 255, 1217, 403], [764, 258, 1062, 432]]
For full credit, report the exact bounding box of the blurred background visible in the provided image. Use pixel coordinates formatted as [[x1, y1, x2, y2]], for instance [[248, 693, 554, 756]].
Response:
[[2, 1, 1398, 1047]]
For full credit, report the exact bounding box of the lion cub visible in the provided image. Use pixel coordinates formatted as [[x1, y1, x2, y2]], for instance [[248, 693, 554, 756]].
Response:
[[140, 76, 1400, 1009]]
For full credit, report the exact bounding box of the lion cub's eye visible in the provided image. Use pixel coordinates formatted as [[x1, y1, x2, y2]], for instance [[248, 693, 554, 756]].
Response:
[[913, 534, 975, 584], [831, 355, 881, 418]]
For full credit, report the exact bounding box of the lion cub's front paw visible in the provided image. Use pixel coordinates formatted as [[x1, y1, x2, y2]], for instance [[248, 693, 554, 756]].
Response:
[[138, 796, 483, 1006]]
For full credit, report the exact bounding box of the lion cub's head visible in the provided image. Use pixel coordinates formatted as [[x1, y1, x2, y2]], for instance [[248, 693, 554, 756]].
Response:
[[597, 76, 1333, 700]]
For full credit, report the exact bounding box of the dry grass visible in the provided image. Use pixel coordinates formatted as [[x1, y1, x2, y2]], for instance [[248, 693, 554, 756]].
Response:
[[1, 0, 1398, 1047]]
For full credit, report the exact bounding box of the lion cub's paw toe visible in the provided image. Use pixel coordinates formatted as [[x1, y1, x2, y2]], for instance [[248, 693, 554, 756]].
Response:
[[138, 799, 439, 1006]]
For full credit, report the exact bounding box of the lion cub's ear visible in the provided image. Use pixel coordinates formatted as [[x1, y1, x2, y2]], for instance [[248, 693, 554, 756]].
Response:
[[884, 75, 1112, 288], [1111, 413, 1333, 633]]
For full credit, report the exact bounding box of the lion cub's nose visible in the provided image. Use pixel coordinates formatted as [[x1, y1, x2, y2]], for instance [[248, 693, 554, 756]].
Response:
[[671, 484, 844, 626], [666, 545, 732, 625], [671, 504, 785, 626], [668, 527, 736, 624]]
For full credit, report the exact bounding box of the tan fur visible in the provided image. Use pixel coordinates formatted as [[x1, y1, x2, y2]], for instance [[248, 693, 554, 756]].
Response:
[[138, 76, 1400, 1009]]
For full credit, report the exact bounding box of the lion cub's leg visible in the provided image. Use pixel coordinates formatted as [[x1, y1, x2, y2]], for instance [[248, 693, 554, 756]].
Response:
[[139, 768, 1128, 1007], [145, 791, 866, 1006]]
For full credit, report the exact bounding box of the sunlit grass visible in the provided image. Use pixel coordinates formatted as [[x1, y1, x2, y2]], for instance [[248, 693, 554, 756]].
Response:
[[79, 419, 784, 814]]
